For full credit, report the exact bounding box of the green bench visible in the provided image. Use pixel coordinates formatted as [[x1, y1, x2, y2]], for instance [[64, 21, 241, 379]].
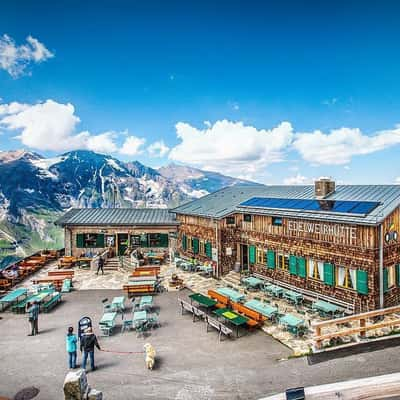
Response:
[[42, 293, 62, 312]]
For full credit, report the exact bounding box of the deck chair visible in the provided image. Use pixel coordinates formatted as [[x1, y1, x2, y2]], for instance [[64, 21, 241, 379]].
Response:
[[102, 298, 112, 313]]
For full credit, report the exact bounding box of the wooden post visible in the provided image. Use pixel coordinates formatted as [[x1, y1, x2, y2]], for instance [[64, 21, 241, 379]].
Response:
[[360, 318, 366, 338]]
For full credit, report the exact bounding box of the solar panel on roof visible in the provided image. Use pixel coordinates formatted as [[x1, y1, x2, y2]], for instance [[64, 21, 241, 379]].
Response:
[[239, 197, 380, 216]]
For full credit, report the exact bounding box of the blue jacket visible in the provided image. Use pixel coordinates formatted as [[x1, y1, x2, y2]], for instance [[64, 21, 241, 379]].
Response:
[[66, 334, 77, 353], [28, 304, 39, 320]]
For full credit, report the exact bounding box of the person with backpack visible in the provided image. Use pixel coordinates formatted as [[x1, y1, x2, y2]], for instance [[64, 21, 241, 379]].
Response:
[[26, 301, 39, 336], [66, 326, 78, 369], [96, 256, 104, 275], [80, 327, 101, 371]]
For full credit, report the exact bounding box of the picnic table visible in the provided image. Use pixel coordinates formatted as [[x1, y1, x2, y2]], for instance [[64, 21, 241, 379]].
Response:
[[312, 299, 341, 316], [198, 265, 213, 275], [127, 280, 156, 287], [32, 276, 70, 289], [244, 299, 278, 319], [214, 307, 249, 337], [189, 293, 217, 310], [283, 290, 304, 305], [216, 287, 245, 303], [130, 274, 157, 281], [0, 288, 27, 311], [242, 276, 264, 289], [279, 314, 305, 336], [133, 310, 147, 324], [264, 284, 284, 297], [111, 296, 125, 312], [139, 295, 153, 310]]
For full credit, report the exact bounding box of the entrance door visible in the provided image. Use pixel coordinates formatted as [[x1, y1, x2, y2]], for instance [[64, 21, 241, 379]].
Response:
[[241, 244, 248, 271], [117, 234, 129, 256]]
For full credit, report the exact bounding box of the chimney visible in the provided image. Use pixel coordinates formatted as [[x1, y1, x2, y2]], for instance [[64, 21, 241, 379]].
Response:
[[314, 177, 335, 199]]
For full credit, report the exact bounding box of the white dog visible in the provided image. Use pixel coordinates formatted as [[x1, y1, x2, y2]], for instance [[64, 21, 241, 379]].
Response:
[[143, 343, 156, 370]]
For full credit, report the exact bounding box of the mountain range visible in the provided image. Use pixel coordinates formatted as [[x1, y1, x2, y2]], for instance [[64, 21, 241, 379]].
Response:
[[0, 149, 252, 267]]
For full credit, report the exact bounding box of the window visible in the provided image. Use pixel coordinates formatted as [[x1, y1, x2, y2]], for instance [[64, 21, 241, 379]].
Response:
[[336, 266, 357, 290], [272, 217, 283, 226], [148, 233, 169, 247], [278, 254, 289, 270], [256, 248, 264, 264], [308, 259, 323, 280], [199, 240, 205, 255], [226, 216, 235, 225], [187, 236, 192, 251], [130, 235, 141, 246], [84, 233, 98, 247], [244, 214, 252, 222]]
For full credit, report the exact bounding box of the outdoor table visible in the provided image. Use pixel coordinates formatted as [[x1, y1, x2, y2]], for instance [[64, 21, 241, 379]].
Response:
[[127, 280, 156, 286], [0, 288, 27, 311], [312, 300, 341, 316], [130, 273, 157, 280], [100, 312, 117, 328], [33, 290, 53, 304], [111, 296, 125, 312], [198, 265, 213, 274], [139, 295, 153, 310], [133, 310, 147, 323], [214, 307, 249, 337], [283, 290, 304, 305], [189, 293, 217, 311], [216, 287, 245, 303], [244, 299, 278, 319], [242, 276, 264, 288], [279, 314, 305, 335], [264, 284, 284, 298]]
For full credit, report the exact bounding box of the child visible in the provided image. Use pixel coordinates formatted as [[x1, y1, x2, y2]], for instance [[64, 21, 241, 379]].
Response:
[[66, 326, 77, 369]]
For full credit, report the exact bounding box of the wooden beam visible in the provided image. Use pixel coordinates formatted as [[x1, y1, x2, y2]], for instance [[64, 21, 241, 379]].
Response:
[[259, 372, 400, 400]]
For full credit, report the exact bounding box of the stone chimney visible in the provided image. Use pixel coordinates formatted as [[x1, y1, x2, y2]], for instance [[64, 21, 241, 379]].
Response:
[[314, 177, 335, 199]]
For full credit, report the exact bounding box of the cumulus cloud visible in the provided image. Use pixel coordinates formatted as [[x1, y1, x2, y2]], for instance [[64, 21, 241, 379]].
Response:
[[293, 126, 400, 165], [147, 140, 169, 157], [169, 120, 294, 178], [283, 174, 312, 185], [0, 34, 54, 78], [0, 99, 119, 152], [120, 135, 146, 156]]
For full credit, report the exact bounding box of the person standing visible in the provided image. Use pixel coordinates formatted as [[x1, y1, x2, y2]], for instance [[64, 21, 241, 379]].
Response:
[[26, 301, 39, 336], [80, 327, 101, 371], [66, 326, 78, 369], [96, 256, 104, 275]]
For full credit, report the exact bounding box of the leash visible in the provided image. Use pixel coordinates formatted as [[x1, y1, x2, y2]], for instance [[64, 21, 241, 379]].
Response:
[[100, 349, 145, 355]]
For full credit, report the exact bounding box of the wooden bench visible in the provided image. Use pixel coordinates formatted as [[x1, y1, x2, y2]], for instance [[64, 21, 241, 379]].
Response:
[[231, 302, 266, 328], [42, 293, 62, 312], [135, 266, 161, 274], [123, 284, 155, 297], [208, 289, 230, 309], [0, 279, 12, 291], [205, 315, 233, 341], [48, 270, 74, 278], [131, 270, 158, 278], [31, 277, 69, 290]]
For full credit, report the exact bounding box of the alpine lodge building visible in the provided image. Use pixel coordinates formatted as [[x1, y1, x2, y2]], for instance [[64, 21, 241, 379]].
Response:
[[172, 179, 400, 313]]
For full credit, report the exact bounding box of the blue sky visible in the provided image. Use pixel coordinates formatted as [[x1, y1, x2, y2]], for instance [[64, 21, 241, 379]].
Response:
[[1, 1, 400, 184]]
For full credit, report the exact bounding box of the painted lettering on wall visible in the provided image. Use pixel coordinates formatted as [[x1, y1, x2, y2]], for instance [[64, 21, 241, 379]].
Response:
[[287, 220, 357, 243]]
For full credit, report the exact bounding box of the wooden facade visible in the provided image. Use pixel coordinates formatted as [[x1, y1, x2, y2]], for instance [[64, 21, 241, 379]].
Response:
[[177, 206, 400, 312]]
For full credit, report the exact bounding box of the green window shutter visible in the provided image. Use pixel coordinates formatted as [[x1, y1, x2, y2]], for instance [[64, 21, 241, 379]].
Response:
[[267, 250, 276, 269], [140, 233, 148, 248], [158, 234, 169, 247], [384, 268, 389, 293], [76, 234, 84, 248], [297, 257, 306, 278], [323, 263, 335, 286], [95, 234, 104, 248], [182, 234, 187, 251], [193, 238, 199, 254], [396, 264, 400, 287], [249, 246, 256, 264], [289, 255, 297, 275], [356, 270, 368, 295], [205, 242, 212, 258]]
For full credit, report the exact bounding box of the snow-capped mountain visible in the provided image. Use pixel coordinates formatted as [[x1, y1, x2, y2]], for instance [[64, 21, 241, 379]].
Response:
[[0, 149, 250, 265]]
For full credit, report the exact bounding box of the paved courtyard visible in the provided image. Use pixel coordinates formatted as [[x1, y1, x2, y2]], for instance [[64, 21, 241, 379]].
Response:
[[2, 287, 400, 399]]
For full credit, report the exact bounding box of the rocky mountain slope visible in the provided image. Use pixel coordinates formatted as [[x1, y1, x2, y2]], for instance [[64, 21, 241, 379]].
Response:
[[0, 149, 251, 267]]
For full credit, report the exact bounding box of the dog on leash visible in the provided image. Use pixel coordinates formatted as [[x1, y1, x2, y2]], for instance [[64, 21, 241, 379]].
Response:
[[143, 343, 156, 370]]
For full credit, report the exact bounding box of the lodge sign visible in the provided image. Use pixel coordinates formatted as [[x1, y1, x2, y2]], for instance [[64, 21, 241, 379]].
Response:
[[288, 220, 357, 241]]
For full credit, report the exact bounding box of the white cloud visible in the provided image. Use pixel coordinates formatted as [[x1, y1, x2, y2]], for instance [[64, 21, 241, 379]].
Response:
[[86, 131, 117, 153], [0, 34, 54, 78], [147, 140, 169, 157], [293, 126, 400, 165], [283, 174, 312, 185], [120, 135, 146, 156], [169, 120, 293, 178], [0, 99, 119, 152]]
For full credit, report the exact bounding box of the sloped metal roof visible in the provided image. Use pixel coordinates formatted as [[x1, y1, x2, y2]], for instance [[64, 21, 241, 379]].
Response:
[[172, 184, 400, 225], [56, 208, 179, 226]]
